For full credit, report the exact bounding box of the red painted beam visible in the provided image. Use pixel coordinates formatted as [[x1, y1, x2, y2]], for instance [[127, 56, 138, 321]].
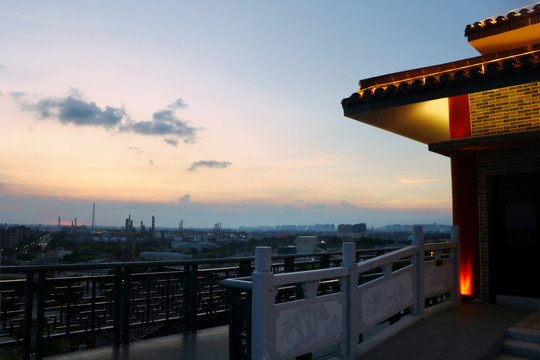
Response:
[[449, 95, 472, 139]]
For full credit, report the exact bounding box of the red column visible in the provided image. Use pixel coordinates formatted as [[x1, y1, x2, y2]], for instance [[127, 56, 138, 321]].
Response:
[[448, 94, 479, 300], [451, 151, 480, 300]]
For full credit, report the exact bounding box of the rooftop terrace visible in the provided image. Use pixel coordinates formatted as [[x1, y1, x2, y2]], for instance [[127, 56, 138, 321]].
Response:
[[44, 302, 536, 360], [2, 226, 539, 359]]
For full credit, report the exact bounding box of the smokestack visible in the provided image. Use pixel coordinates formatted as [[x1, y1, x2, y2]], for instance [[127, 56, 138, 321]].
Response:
[[125, 215, 131, 231], [91, 202, 95, 230]]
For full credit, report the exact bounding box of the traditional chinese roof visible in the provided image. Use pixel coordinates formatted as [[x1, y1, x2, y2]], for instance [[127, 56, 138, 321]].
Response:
[[341, 46, 540, 114], [465, 4, 540, 42], [342, 3, 540, 116], [342, 4, 540, 145]]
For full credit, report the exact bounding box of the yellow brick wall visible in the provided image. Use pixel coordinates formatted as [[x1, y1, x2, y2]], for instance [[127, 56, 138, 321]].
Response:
[[469, 82, 540, 136]]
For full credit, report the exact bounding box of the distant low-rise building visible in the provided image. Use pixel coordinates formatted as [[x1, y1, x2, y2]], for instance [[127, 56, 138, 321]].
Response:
[[295, 236, 317, 253], [0, 225, 32, 256], [338, 223, 366, 237]]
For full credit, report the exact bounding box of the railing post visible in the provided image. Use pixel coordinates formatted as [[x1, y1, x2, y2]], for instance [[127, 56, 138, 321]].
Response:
[[183, 263, 199, 332], [189, 264, 198, 332], [226, 287, 235, 360], [450, 225, 460, 301], [113, 268, 122, 347], [412, 225, 425, 316], [23, 272, 34, 360], [35, 271, 46, 360], [182, 265, 190, 333], [342, 242, 357, 358], [66, 284, 72, 336], [165, 274, 171, 321], [91, 278, 97, 331], [320, 254, 330, 269], [252, 247, 275, 360], [121, 267, 131, 345], [284, 257, 295, 273], [238, 259, 252, 277], [226, 285, 252, 360]]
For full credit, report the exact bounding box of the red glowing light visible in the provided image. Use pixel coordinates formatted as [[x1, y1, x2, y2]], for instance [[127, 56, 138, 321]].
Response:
[[459, 260, 473, 295]]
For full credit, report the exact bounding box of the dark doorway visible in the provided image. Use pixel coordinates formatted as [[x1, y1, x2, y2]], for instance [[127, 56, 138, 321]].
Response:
[[490, 173, 540, 299]]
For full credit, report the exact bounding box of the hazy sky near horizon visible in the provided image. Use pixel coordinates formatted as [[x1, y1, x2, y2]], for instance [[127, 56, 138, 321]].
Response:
[[0, 0, 529, 228]]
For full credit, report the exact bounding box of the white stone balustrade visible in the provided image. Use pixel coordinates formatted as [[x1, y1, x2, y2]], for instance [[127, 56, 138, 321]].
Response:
[[223, 225, 460, 360]]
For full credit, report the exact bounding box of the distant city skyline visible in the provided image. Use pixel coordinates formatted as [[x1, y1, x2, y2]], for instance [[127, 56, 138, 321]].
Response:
[[0, 1, 526, 228], [3, 217, 451, 232], [1, 197, 451, 229]]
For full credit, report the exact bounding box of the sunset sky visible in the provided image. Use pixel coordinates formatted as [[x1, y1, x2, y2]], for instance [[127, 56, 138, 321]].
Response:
[[0, 1, 528, 228]]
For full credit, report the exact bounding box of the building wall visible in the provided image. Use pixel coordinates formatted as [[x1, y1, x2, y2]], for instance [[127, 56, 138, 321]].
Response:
[[337, 224, 353, 235], [352, 223, 367, 233], [477, 144, 540, 301], [295, 236, 317, 253], [469, 82, 540, 137]]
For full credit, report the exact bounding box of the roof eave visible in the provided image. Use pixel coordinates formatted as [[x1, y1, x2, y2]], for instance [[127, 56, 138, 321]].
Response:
[[343, 68, 540, 117]]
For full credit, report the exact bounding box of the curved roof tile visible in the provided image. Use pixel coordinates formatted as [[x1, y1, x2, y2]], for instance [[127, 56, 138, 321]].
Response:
[[465, 4, 540, 40], [341, 49, 540, 111]]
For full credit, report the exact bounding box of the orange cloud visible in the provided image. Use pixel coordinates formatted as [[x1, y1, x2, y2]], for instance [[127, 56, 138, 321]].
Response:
[[397, 178, 445, 184]]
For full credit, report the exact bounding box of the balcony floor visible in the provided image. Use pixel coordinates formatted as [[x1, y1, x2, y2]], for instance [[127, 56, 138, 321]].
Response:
[[45, 325, 228, 360], [44, 302, 533, 360], [360, 301, 533, 360]]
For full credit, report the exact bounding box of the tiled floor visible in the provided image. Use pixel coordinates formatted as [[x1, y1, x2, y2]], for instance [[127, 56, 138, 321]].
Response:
[[359, 302, 533, 360], [44, 302, 533, 360]]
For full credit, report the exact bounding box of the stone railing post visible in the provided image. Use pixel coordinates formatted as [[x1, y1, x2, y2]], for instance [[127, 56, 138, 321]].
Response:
[[450, 225, 460, 301], [252, 247, 275, 360], [341, 242, 357, 358], [412, 225, 425, 316]]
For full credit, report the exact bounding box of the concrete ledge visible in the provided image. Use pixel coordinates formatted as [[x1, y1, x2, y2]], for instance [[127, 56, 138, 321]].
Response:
[[497, 295, 540, 309]]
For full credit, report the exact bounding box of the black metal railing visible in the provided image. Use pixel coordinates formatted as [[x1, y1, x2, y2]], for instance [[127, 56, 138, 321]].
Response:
[[0, 247, 398, 360]]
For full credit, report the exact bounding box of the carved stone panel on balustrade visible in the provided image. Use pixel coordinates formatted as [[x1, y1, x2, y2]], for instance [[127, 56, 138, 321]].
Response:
[[275, 298, 344, 358], [358, 270, 414, 328], [424, 260, 454, 298]]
